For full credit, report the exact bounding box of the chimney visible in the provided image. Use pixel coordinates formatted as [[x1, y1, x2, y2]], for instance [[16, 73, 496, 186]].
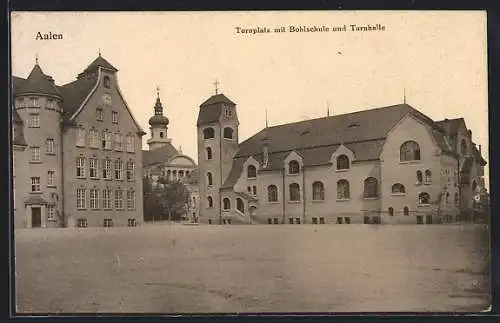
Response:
[[479, 144, 482, 154], [468, 129, 472, 138], [262, 142, 269, 168]]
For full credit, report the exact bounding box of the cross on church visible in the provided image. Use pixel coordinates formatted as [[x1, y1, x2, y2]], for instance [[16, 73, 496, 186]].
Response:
[[213, 79, 220, 95]]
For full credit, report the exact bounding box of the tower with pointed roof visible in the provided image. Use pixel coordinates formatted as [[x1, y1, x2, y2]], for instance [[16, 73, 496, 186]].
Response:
[[12, 58, 64, 229], [147, 88, 171, 151], [196, 91, 240, 224]]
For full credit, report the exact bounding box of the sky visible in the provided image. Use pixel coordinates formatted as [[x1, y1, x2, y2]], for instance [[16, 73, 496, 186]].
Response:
[[11, 11, 489, 188]]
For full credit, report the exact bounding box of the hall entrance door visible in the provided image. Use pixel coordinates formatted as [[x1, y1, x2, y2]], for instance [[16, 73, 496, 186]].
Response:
[[31, 207, 42, 228]]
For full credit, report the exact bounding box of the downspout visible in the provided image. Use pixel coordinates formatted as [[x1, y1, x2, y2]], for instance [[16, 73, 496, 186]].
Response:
[[219, 125, 223, 225], [60, 114, 65, 227], [282, 168, 285, 224], [302, 165, 306, 224]]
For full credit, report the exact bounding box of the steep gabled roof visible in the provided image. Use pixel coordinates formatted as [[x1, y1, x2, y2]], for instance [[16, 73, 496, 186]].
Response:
[[57, 73, 98, 119], [16, 64, 60, 97], [197, 93, 235, 126], [142, 143, 179, 167], [435, 118, 465, 135], [82, 55, 118, 74]]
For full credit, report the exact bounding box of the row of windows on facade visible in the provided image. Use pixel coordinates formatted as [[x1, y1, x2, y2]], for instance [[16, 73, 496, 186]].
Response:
[[77, 128, 135, 152], [154, 169, 192, 179], [210, 180, 459, 206], [75, 188, 136, 210], [76, 157, 136, 181], [16, 97, 56, 109], [76, 218, 138, 229], [203, 127, 234, 140], [26, 108, 120, 129]]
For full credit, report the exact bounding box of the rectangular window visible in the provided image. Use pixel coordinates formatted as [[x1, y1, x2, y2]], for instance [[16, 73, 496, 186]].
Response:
[[126, 135, 135, 153], [89, 188, 99, 209], [30, 114, 40, 128], [104, 218, 114, 228], [128, 218, 137, 227], [114, 159, 123, 180], [319, 217, 325, 224], [102, 159, 112, 179], [115, 189, 123, 209], [17, 98, 25, 108], [417, 215, 424, 224], [344, 217, 351, 224], [46, 139, 55, 154], [31, 177, 41, 192], [76, 188, 86, 209], [47, 99, 54, 110], [127, 191, 136, 210], [114, 133, 123, 151], [47, 205, 55, 221], [364, 216, 371, 224], [102, 131, 112, 149], [31, 147, 40, 162], [337, 217, 343, 224], [96, 108, 103, 121], [426, 215, 433, 224], [126, 161, 135, 181], [76, 157, 85, 178], [47, 171, 55, 186], [77, 218, 88, 228], [103, 189, 112, 209], [77, 127, 86, 147], [112, 111, 119, 124], [252, 186, 257, 196], [31, 97, 39, 107], [89, 158, 98, 178], [89, 129, 99, 148], [288, 218, 294, 224]]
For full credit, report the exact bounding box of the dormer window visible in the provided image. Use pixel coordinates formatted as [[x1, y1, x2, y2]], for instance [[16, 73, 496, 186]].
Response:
[[247, 165, 257, 179], [47, 99, 55, 109], [30, 97, 39, 108], [224, 108, 232, 118], [103, 76, 111, 89], [336, 155, 349, 170], [288, 160, 300, 174]]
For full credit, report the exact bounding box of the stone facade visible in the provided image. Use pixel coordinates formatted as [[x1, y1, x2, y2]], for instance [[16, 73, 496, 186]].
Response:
[[12, 56, 145, 228]]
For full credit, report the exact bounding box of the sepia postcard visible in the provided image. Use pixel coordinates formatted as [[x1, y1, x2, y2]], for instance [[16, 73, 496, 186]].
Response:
[[10, 11, 490, 314]]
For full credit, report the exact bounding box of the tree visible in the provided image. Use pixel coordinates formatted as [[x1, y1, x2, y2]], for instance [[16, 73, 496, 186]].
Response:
[[143, 176, 160, 222], [153, 177, 191, 222]]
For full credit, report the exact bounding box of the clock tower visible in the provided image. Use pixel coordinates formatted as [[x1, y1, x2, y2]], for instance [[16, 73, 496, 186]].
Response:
[[147, 87, 170, 151]]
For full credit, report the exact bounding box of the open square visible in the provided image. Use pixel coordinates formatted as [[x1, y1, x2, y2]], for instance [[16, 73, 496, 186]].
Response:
[[15, 224, 490, 313]]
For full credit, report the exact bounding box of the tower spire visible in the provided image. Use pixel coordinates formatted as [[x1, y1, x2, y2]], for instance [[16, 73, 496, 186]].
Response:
[[98, 48, 101, 57], [327, 100, 330, 117], [403, 87, 406, 104], [156, 85, 160, 98], [35, 53, 38, 65]]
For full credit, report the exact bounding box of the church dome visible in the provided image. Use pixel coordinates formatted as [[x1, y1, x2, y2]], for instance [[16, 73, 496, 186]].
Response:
[[149, 114, 169, 126]]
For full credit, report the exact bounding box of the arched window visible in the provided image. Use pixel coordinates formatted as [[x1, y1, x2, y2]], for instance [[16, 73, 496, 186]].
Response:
[[288, 160, 300, 174], [247, 165, 257, 179], [416, 170, 423, 184], [336, 155, 350, 170], [445, 192, 450, 204], [223, 127, 234, 139], [223, 198, 231, 210], [418, 192, 430, 204], [363, 177, 378, 198], [289, 183, 300, 201], [424, 170, 432, 183], [337, 180, 350, 200], [388, 207, 394, 216], [203, 127, 215, 139], [267, 185, 278, 202], [207, 196, 213, 208], [206, 147, 212, 160], [103, 76, 110, 88], [160, 132, 164, 139], [400, 141, 421, 161], [460, 139, 467, 155], [391, 183, 406, 194], [236, 198, 244, 213], [312, 181, 325, 201], [454, 192, 459, 205], [207, 172, 213, 186], [403, 206, 409, 216]]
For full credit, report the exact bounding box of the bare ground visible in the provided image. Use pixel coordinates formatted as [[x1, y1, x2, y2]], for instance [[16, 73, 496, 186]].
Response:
[[14, 224, 490, 313]]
